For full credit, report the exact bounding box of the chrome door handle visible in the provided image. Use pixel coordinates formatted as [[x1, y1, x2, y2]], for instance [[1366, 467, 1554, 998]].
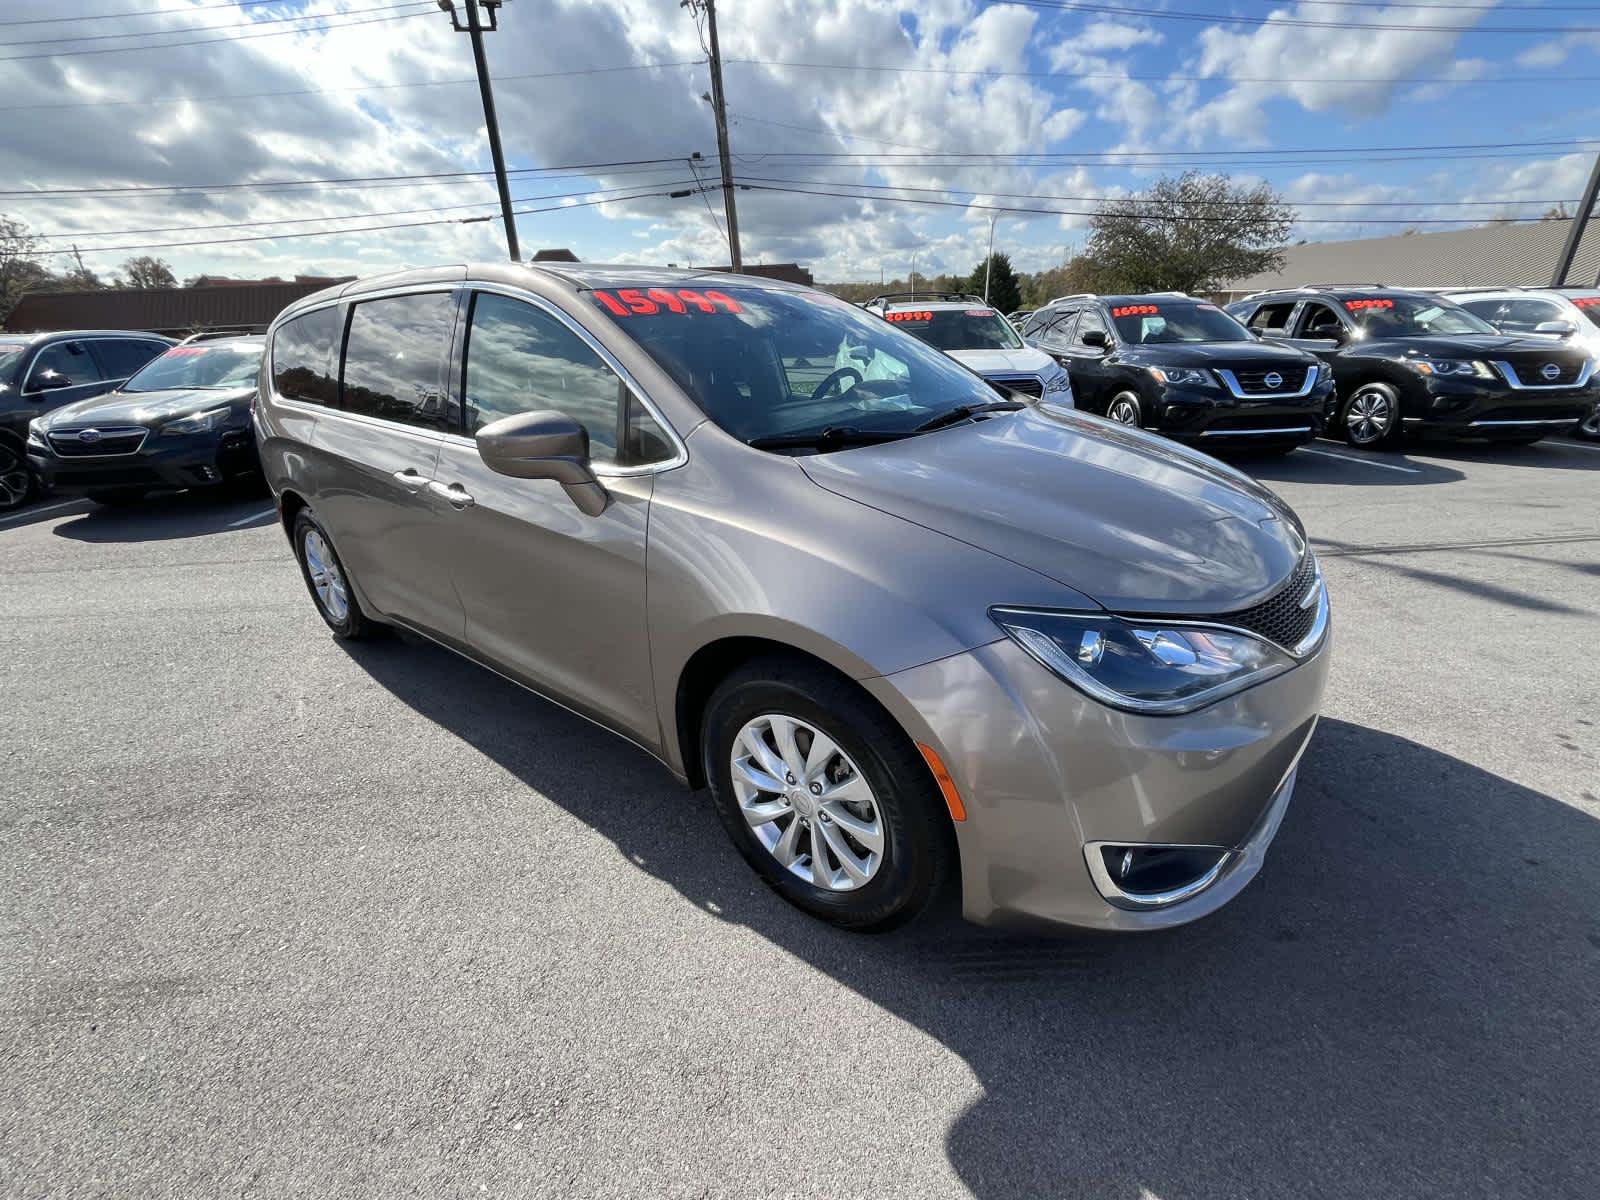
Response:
[[427, 480, 475, 509], [392, 469, 429, 491]]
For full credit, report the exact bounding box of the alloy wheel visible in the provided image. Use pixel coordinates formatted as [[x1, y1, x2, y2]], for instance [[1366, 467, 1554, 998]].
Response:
[[729, 713, 885, 891], [1345, 389, 1393, 446], [0, 445, 32, 511], [1581, 407, 1600, 438], [1107, 396, 1140, 426], [302, 528, 349, 623]]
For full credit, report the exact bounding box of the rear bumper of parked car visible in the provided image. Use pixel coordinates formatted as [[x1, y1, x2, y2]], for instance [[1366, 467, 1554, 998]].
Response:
[[1150, 379, 1333, 447], [1402, 376, 1596, 439], [28, 426, 256, 494], [864, 633, 1331, 931]]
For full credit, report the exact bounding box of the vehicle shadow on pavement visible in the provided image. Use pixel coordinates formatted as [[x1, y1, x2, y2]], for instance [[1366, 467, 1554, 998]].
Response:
[[49, 488, 275, 542], [345, 638, 1600, 1200], [1410, 439, 1600, 472], [1237, 447, 1465, 488]]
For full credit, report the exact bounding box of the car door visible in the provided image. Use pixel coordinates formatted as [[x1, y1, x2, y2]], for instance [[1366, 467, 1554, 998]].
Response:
[[21, 339, 112, 421], [301, 291, 465, 642], [1062, 305, 1115, 413], [429, 287, 680, 739]]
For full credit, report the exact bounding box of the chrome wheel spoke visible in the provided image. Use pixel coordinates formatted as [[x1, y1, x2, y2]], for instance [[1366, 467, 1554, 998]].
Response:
[[771, 815, 803, 866], [768, 715, 807, 780], [802, 729, 841, 782], [733, 756, 786, 795], [820, 799, 883, 855], [819, 819, 872, 886], [807, 827, 836, 890], [741, 797, 790, 828], [739, 727, 789, 785]]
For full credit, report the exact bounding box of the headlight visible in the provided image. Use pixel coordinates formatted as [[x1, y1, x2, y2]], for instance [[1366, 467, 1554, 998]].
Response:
[[1412, 359, 1492, 379], [1043, 367, 1073, 398], [991, 606, 1297, 714], [1149, 366, 1213, 387], [26, 419, 46, 450], [161, 406, 231, 435]]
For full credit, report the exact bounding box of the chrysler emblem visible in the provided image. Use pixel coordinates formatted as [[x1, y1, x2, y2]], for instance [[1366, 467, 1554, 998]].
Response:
[[1540, 362, 1561, 381], [76, 428, 102, 443], [1263, 372, 1283, 389]]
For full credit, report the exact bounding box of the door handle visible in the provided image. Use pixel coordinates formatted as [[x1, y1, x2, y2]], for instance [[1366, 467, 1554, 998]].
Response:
[[392, 469, 429, 491], [427, 480, 475, 509]]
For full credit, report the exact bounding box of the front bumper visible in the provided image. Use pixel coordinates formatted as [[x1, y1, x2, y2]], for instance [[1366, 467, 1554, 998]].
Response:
[[1402, 375, 1595, 438], [1152, 378, 1334, 446], [864, 633, 1330, 930], [28, 426, 256, 493]]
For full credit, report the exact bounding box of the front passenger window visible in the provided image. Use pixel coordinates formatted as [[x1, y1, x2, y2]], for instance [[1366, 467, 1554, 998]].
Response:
[[463, 292, 672, 467], [28, 341, 104, 391]]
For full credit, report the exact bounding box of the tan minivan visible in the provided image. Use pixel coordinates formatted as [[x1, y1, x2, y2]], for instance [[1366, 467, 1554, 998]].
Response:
[[257, 263, 1330, 932]]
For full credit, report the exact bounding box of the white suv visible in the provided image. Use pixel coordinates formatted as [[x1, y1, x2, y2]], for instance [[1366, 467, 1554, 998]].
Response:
[[863, 293, 1072, 405]]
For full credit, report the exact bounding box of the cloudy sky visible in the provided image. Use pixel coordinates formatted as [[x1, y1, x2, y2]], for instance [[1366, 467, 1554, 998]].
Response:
[[1, 0, 1595, 284]]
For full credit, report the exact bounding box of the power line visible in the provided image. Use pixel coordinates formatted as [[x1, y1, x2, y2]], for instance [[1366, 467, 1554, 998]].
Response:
[[0, 1, 430, 48], [725, 135, 1600, 160], [0, 1, 302, 27], [994, 0, 1600, 34]]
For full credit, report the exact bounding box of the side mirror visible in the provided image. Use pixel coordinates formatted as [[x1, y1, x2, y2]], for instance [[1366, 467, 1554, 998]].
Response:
[[31, 371, 71, 391], [1535, 320, 1576, 337], [1082, 329, 1109, 350], [475, 409, 609, 517]]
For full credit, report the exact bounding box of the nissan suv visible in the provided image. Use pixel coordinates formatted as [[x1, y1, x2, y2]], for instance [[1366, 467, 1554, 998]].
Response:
[[1227, 286, 1596, 447], [1022, 293, 1331, 452], [863, 292, 1072, 404]]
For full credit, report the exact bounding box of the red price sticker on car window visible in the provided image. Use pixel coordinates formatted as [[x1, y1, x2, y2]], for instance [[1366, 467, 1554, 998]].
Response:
[[164, 346, 209, 358], [1344, 298, 1394, 312], [1573, 296, 1600, 309], [1111, 304, 1159, 318], [965, 308, 995, 317], [590, 288, 743, 317], [886, 310, 933, 322]]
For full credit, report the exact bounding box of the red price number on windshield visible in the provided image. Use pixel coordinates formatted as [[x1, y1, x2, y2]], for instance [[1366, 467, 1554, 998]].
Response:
[[590, 288, 743, 317], [886, 310, 933, 322], [1111, 304, 1159, 318], [1344, 298, 1394, 312]]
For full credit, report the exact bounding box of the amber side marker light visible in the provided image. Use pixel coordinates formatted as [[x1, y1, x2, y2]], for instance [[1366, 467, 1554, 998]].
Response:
[[917, 743, 967, 822]]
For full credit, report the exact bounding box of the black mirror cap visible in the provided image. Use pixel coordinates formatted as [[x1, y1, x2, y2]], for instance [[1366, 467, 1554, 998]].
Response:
[[31, 373, 72, 391], [474, 409, 609, 516], [1082, 329, 1109, 349]]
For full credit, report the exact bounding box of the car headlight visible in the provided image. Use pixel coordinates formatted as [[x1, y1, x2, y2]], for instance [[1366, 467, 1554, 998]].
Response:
[[1412, 359, 1493, 379], [1149, 366, 1213, 387], [1043, 367, 1073, 403], [26, 419, 46, 450], [990, 606, 1298, 714], [161, 406, 231, 435]]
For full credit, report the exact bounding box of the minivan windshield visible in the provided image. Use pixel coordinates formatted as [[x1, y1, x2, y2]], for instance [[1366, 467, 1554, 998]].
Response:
[[1341, 295, 1495, 338], [588, 285, 1005, 448], [884, 307, 1024, 351], [124, 342, 263, 393], [1109, 301, 1253, 344]]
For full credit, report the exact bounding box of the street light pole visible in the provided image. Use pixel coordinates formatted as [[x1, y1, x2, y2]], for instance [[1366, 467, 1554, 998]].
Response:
[[442, 0, 519, 261], [984, 212, 1000, 302]]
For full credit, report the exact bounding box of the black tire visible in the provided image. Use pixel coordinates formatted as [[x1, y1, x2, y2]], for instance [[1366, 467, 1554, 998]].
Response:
[[1340, 382, 1401, 448], [89, 489, 148, 506], [291, 509, 380, 640], [1572, 409, 1599, 441], [0, 440, 36, 512], [1106, 392, 1142, 428], [701, 657, 953, 932]]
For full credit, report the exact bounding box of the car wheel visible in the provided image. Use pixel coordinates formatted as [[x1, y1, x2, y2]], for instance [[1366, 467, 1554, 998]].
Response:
[[1341, 383, 1399, 447], [1106, 392, 1142, 427], [702, 657, 953, 932], [292, 509, 378, 639], [89, 489, 148, 506], [0, 441, 35, 512], [1577, 407, 1600, 441]]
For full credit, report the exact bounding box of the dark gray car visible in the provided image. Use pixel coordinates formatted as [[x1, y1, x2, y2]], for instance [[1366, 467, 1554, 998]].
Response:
[[256, 263, 1331, 933]]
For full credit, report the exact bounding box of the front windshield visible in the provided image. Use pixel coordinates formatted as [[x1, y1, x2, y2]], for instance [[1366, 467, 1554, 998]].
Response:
[[124, 342, 263, 393], [0, 342, 28, 384], [1342, 295, 1496, 337], [587, 284, 1002, 447], [1110, 302, 1253, 344], [884, 307, 1023, 351]]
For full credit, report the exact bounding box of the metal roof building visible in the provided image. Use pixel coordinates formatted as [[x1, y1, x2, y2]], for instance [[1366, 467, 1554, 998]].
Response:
[[3, 278, 354, 336], [1219, 218, 1600, 300]]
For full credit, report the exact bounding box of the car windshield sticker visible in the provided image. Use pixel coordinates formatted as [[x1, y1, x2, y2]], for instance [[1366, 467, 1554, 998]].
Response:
[[590, 288, 743, 317], [1573, 296, 1600, 309], [964, 308, 995, 317], [1344, 298, 1395, 312], [886, 310, 933, 323], [1111, 304, 1159, 318], [163, 346, 210, 358]]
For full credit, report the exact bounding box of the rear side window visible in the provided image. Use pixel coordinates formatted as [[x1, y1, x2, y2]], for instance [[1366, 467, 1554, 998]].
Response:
[[272, 307, 341, 406], [1487, 297, 1566, 333], [94, 338, 167, 379], [28, 341, 105, 390], [341, 293, 458, 431], [1247, 302, 1296, 334]]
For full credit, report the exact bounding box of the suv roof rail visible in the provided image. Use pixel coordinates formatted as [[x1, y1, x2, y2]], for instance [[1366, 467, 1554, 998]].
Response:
[[1301, 282, 1389, 290], [866, 291, 986, 307], [176, 328, 255, 345], [1047, 292, 1097, 304], [1144, 290, 1192, 298]]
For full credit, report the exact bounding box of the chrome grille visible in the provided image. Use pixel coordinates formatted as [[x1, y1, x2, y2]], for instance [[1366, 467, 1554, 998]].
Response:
[[46, 426, 148, 458], [1230, 366, 1308, 394], [985, 374, 1045, 399]]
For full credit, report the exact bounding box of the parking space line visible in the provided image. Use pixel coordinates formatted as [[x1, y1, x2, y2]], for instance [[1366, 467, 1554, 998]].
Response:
[[1552, 439, 1600, 453], [0, 499, 85, 528], [227, 507, 277, 528], [1297, 446, 1423, 474]]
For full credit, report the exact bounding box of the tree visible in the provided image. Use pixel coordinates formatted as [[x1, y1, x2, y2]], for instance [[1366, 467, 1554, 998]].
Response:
[[1076, 172, 1295, 295], [121, 255, 177, 289], [1, 215, 53, 322], [966, 251, 1021, 312]]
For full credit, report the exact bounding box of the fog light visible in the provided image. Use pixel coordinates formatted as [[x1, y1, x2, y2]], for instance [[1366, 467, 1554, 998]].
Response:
[[1085, 842, 1232, 909]]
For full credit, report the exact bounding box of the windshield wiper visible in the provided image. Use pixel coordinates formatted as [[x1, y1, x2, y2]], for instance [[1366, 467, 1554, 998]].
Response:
[[747, 425, 911, 451], [911, 398, 1025, 433]]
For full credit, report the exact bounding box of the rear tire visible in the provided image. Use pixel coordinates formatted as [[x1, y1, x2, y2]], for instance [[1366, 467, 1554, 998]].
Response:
[[0, 441, 37, 512], [1341, 383, 1400, 448], [702, 657, 953, 932], [292, 509, 379, 640]]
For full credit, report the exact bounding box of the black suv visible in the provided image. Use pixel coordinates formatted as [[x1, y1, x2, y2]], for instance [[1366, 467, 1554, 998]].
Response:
[[0, 329, 174, 509], [1226, 286, 1596, 447], [1021, 293, 1331, 452]]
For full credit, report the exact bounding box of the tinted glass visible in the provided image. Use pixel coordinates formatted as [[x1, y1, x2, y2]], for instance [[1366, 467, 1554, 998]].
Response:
[[0, 341, 27, 385], [590, 283, 999, 448], [1110, 301, 1253, 344], [1493, 298, 1567, 333], [95, 338, 168, 379], [464, 292, 674, 466], [125, 342, 263, 392], [1247, 302, 1295, 333], [1074, 308, 1109, 346], [1035, 308, 1078, 344], [272, 307, 341, 406], [28, 341, 104, 389], [342, 293, 457, 431], [1299, 303, 1345, 338], [883, 307, 1023, 351], [1339, 295, 1495, 337]]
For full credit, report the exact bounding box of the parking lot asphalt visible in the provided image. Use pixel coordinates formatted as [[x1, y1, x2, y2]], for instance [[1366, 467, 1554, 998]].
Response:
[[3, 437, 1598, 1200]]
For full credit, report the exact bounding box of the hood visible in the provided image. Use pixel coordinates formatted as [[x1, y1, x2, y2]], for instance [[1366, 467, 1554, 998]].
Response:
[[946, 346, 1058, 376], [1119, 340, 1315, 368], [1362, 333, 1590, 360], [39, 386, 255, 430], [799, 406, 1306, 615]]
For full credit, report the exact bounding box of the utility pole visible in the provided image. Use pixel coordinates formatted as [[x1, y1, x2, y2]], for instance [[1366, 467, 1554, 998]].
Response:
[[1551, 150, 1600, 287], [686, 0, 741, 271], [441, 0, 519, 260]]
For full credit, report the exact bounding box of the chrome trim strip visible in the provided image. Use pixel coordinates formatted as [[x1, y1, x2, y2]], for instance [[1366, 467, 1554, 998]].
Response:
[[1466, 417, 1583, 427], [1489, 358, 1595, 390], [1198, 425, 1313, 437], [1290, 567, 1330, 659], [1083, 841, 1233, 909], [1213, 363, 1318, 400]]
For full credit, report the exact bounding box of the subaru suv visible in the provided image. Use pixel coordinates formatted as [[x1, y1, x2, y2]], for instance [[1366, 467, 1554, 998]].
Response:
[[863, 292, 1072, 404], [1022, 293, 1331, 452], [258, 263, 1329, 934], [1227, 286, 1596, 447]]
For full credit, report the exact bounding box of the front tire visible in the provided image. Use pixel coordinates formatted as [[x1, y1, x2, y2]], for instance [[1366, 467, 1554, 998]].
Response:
[[702, 658, 952, 932], [0, 442, 36, 512], [292, 510, 379, 640], [1341, 383, 1400, 447], [1106, 392, 1142, 427], [1576, 406, 1600, 441]]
